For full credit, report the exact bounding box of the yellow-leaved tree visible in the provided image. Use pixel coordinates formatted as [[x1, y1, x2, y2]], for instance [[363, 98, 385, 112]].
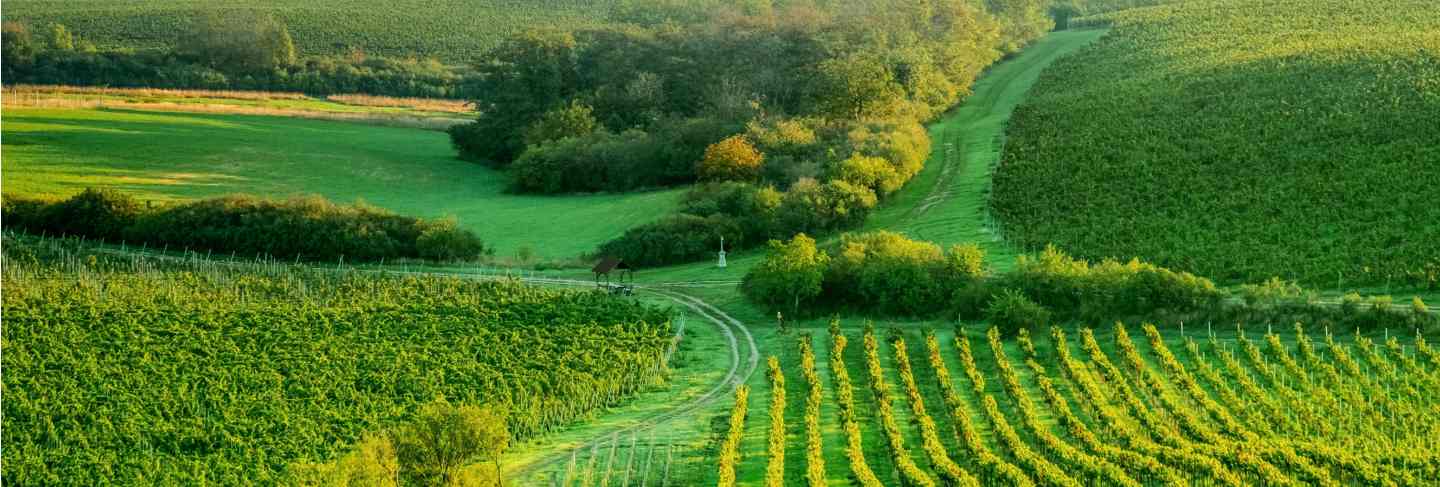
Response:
[[697, 135, 764, 182]]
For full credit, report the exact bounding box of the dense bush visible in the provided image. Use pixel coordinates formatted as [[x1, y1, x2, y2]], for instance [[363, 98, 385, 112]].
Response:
[[3, 188, 142, 242], [697, 135, 764, 182], [985, 288, 1053, 333], [998, 245, 1228, 321], [1, 190, 487, 263], [740, 231, 991, 316], [508, 118, 742, 194], [823, 232, 952, 315]]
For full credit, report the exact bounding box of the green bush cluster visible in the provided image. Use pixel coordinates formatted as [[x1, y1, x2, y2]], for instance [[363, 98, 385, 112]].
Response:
[[744, 233, 1226, 325], [2, 188, 487, 263], [999, 245, 1228, 322]]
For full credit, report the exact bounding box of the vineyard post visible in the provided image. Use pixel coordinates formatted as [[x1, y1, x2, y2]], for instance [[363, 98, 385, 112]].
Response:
[[640, 431, 656, 487], [661, 444, 672, 487]]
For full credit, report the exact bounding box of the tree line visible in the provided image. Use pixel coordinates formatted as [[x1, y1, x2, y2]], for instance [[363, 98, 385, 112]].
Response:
[[1, 14, 480, 99], [743, 232, 1436, 332]]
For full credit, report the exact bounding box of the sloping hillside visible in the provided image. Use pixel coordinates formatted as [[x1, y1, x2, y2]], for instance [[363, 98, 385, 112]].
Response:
[[992, 0, 1440, 288]]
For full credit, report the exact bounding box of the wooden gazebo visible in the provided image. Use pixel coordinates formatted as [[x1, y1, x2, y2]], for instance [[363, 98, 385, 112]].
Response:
[[592, 257, 635, 295]]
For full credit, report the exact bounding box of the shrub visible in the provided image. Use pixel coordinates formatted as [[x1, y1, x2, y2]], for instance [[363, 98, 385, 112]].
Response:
[[832, 154, 903, 196], [1240, 277, 1305, 308], [29, 188, 141, 241], [595, 213, 742, 267], [3, 189, 485, 263], [950, 280, 997, 320], [697, 135, 764, 182], [416, 219, 489, 262], [986, 289, 1052, 334]]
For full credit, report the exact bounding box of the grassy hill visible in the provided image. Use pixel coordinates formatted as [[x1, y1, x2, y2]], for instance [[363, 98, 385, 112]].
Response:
[[1, 107, 681, 260], [992, 0, 1440, 288], [4, 0, 618, 62]]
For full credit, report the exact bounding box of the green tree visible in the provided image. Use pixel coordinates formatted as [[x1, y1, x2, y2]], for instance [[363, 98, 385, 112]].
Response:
[[2, 22, 39, 78], [944, 243, 988, 281], [46, 23, 73, 51], [523, 101, 599, 146], [814, 54, 905, 119], [452, 29, 580, 165], [743, 234, 830, 313]]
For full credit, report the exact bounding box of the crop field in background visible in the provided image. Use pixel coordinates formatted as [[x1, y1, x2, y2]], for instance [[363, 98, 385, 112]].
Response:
[[0, 106, 682, 260], [992, 0, 1440, 289], [4, 0, 619, 62]]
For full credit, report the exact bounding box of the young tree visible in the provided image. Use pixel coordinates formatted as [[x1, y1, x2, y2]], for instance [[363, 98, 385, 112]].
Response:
[[743, 233, 830, 313], [46, 23, 74, 51], [391, 399, 509, 486], [698, 135, 765, 182]]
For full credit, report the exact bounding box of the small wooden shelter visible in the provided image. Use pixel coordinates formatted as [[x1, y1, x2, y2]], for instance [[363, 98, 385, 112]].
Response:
[[592, 257, 635, 295]]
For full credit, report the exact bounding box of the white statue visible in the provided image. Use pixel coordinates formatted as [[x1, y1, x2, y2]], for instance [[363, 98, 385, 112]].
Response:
[[717, 236, 728, 268]]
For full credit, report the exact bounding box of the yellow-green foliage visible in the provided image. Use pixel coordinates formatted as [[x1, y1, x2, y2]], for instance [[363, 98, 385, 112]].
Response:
[[994, 0, 1440, 288], [698, 135, 765, 182]]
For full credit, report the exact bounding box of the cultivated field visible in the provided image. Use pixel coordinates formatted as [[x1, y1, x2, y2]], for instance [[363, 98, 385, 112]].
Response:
[[992, 0, 1440, 288], [715, 323, 1440, 486], [4, 0, 618, 61], [0, 235, 675, 483], [0, 107, 682, 259]]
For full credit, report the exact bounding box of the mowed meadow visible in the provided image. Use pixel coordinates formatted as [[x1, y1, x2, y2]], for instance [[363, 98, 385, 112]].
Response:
[[1, 106, 682, 259]]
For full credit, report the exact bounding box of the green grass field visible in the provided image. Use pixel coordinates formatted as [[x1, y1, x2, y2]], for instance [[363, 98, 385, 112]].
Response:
[[5, 0, 617, 61], [1, 107, 682, 259]]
